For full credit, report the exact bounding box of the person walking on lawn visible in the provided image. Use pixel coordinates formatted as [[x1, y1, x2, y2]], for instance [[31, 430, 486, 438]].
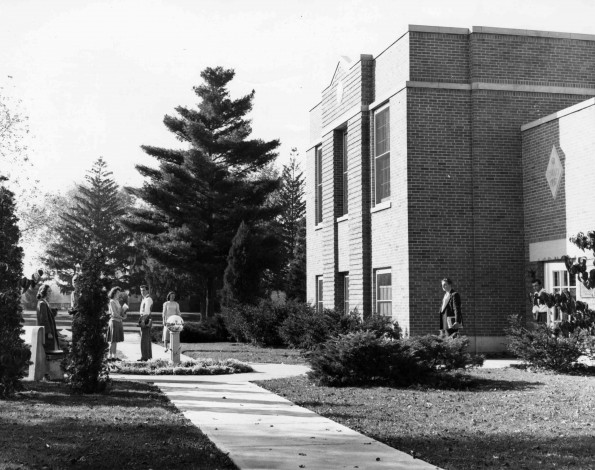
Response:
[[138, 285, 153, 361], [162, 291, 180, 352]]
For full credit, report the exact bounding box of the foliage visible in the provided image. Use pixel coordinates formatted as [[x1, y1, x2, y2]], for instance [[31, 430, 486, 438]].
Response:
[[222, 299, 289, 346], [109, 358, 253, 375], [0, 182, 31, 397], [221, 221, 281, 305], [506, 315, 595, 372], [279, 304, 401, 350], [44, 158, 134, 293], [151, 317, 229, 343], [285, 217, 306, 301], [306, 331, 482, 386], [124, 66, 281, 317], [65, 248, 110, 393]]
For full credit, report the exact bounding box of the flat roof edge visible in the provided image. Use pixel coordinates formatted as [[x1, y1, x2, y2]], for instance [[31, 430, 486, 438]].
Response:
[[473, 26, 595, 41], [521, 97, 595, 131], [408, 24, 469, 35]]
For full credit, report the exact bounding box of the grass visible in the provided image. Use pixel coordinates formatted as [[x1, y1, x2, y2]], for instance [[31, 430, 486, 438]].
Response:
[[181, 342, 307, 365], [257, 367, 595, 470], [0, 380, 237, 470]]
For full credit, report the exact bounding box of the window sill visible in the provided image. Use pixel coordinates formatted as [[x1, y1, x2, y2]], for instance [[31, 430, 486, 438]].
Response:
[[314, 223, 324, 231], [336, 214, 349, 223], [371, 200, 391, 214]]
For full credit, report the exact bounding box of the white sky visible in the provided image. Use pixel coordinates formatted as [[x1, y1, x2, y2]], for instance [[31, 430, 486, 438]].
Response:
[[1, 0, 595, 195]]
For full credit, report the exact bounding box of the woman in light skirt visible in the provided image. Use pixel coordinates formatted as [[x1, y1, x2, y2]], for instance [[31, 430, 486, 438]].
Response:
[[107, 287, 128, 360], [162, 291, 181, 352]]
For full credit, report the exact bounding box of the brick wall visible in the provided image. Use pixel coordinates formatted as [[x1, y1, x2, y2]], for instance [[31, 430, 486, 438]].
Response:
[[321, 60, 363, 128], [409, 31, 469, 84], [470, 33, 595, 88]]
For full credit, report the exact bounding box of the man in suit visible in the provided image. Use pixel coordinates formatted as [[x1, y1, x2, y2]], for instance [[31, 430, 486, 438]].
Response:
[[439, 278, 463, 337]]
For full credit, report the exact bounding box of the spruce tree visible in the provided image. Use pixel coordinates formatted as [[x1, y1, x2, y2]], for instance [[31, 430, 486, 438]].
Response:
[[125, 67, 281, 316], [278, 151, 306, 260], [0, 179, 31, 397], [44, 157, 133, 291]]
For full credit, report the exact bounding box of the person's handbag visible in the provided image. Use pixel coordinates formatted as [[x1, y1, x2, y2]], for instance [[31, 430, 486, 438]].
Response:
[[447, 317, 462, 329]]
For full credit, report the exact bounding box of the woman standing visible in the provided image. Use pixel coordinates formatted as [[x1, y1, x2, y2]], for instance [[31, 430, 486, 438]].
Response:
[[36, 284, 61, 351], [162, 291, 180, 352], [107, 287, 128, 360]]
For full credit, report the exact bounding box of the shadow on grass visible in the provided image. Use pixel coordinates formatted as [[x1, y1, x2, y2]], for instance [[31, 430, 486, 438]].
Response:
[[379, 433, 595, 470]]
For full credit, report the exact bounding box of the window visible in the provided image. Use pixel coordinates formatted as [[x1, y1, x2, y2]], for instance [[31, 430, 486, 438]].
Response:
[[316, 276, 324, 313], [545, 262, 577, 323], [342, 131, 348, 215], [315, 146, 323, 224], [344, 274, 350, 313], [374, 106, 390, 204], [376, 269, 392, 316]]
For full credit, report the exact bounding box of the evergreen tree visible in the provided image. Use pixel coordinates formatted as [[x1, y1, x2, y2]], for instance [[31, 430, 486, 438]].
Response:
[[65, 246, 110, 393], [124, 67, 281, 316], [278, 151, 306, 260], [44, 158, 133, 291], [285, 217, 306, 301], [0, 179, 31, 398]]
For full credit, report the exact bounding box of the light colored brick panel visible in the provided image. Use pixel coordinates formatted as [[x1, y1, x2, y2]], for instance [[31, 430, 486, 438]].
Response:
[[306, 146, 324, 305], [321, 64, 362, 128], [310, 103, 322, 145], [337, 219, 349, 272], [375, 33, 410, 99]]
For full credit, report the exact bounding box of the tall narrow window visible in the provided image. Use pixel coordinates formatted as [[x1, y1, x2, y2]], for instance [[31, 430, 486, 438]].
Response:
[[316, 275, 324, 313], [315, 146, 323, 224], [374, 106, 390, 203], [376, 269, 392, 316], [342, 131, 348, 215], [344, 274, 350, 314]]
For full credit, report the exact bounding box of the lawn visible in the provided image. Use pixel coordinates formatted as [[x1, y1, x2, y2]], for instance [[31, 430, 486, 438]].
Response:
[[181, 342, 307, 365], [257, 367, 595, 470], [0, 380, 237, 470]]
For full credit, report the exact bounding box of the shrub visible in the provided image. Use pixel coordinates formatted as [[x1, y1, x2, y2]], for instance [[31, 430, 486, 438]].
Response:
[[65, 249, 110, 393], [222, 299, 289, 346], [506, 315, 595, 372], [109, 358, 253, 375], [306, 331, 482, 386], [279, 305, 401, 350], [0, 183, 31, 398]]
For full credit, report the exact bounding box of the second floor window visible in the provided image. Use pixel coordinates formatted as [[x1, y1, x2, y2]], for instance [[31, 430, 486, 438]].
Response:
[[315, 145, 323, 224], [342, 131, 348, 215], [374, 106, 390, 204]]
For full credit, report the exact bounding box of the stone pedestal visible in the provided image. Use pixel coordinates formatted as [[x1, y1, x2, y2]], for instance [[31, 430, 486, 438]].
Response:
[[170, 331, 181, 365], [46, 351, 66, 380]]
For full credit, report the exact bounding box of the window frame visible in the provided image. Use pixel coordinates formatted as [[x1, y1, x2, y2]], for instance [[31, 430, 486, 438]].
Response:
[[344, 274, 350, 314], [315, 145, 323, 225], [373, 105, 391, 205], [342, 130, 348, 216], [375, 268, 392, 317]]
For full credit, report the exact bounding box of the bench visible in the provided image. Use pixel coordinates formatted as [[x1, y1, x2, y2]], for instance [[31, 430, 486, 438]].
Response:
[[20, 326, 66, 381]]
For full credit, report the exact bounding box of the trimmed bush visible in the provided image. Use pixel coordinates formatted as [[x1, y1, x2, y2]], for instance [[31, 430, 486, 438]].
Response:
[[506, 314, 595, 372], [306, 331, 483, 386]]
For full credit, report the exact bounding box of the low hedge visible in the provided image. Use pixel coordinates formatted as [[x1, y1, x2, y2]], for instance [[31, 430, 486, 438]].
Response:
[[306, 331, 483, 386], [109, 358, 253, 375], [151, 316, 229, 344]]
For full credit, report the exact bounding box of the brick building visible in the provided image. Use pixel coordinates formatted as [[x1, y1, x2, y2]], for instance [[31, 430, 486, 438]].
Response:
[[306, 25, 595, 352]]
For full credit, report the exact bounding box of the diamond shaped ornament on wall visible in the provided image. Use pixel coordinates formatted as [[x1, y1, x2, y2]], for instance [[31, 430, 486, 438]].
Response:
[[545, 145, 563, 199]]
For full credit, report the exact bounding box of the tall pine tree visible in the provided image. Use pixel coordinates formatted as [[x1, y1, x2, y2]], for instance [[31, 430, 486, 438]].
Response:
[[278, 151, 306, 258], [44, 157, 133, 291], [0, 178, 31, 397], [124, 67, 281, 316]]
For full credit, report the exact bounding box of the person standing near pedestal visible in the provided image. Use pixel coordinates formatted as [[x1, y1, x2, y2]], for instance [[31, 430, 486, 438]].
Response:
[[162, 291, 180, 352], [530, 279, 549, 324], [138, 285, 153, 361], [36, 284, 61, 351]]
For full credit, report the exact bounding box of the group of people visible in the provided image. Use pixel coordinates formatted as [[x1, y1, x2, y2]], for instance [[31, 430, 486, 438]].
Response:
[[36, 281, 181, 363]]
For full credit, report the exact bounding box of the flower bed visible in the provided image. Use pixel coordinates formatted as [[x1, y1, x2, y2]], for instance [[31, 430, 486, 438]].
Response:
[[109, 358, 253, 375]]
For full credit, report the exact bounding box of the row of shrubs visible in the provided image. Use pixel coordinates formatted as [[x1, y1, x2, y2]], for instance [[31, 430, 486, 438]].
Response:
[[221, 299, 400, 349]]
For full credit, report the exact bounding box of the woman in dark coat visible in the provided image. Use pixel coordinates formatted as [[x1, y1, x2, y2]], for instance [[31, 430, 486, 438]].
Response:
[[439, 278, 463, 336], [36, 284, 61, 351]]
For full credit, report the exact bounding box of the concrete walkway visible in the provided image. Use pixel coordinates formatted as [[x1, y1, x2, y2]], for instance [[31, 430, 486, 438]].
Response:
[[113, 334, 440, 469]]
